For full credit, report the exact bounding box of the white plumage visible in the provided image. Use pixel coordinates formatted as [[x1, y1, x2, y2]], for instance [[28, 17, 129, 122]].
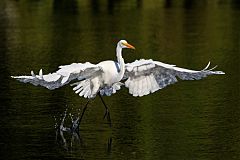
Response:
[[12, 40, 225, 98]]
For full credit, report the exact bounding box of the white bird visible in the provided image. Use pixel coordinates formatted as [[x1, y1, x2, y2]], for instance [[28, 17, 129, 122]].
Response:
[[12, 40, 225, 126]]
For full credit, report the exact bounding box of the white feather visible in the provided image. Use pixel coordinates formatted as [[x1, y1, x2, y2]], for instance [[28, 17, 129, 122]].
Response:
[[149, 74, 159, 93], [128, 80, 134, 94], [132, 79, 138, 96], [61, 75, 70, 84], [125, 79, 130, 87], [143, 77, 150, 95], [43, 73, 61, 82], [75, 87, 83, 94], [31, 71, 35, 77], [39, 69, 43, 79], [79, 85, 89, 97], [73, 83, 82, 91], [84, 88, 91, 98], [146, 75, 152, 93], [140, 82, 145, 96]]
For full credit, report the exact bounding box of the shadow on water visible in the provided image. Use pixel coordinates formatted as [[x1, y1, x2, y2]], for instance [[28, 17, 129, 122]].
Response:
[[90, 0, 142, 15], [90, 0, 117, 15], [90, 0, 100, 14], [53, 0, 79, 15], [183, 0, 207, 9], [164, 0, 172, 8], [136, 0, 142, 8], [231, 0, 240, 9], [107, 0, 122, 15]]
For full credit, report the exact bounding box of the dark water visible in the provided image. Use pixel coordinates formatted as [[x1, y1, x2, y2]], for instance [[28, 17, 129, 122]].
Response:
[[0, 0, 240, 159]]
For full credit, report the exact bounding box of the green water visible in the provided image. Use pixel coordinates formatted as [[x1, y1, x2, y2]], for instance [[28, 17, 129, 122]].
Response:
[[0, 0, 239, 159]]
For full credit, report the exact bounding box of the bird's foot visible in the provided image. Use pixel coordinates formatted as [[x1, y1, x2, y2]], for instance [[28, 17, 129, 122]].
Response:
[[103, 109, 111, 127]]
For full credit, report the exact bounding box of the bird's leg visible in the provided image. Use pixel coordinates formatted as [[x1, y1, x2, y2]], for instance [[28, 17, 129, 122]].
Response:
[[98, 93, 111, 127], [78, 100, 90, 125]]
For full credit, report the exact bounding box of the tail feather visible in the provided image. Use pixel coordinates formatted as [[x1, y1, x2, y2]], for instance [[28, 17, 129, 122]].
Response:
[[71, 79, 94, 98]]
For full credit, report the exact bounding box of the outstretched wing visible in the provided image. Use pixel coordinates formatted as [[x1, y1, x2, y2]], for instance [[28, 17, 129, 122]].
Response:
[[124, 59, 225, 97], [11, 62, 103, 90]]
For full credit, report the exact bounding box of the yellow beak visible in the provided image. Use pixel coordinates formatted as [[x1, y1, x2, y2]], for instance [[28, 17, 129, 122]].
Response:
[[123, 42, 136, 49]]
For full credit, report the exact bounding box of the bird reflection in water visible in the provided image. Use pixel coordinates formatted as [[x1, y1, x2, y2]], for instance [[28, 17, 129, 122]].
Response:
[[54, 108, 112, 152], [54, 108, 82, 150]]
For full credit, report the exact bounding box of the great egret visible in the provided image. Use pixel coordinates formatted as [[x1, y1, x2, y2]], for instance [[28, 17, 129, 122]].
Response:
[[12, 40, 225, 126]]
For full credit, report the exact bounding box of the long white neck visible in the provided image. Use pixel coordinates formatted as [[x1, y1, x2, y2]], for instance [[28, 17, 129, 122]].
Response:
[[116, 45, 125, 79]]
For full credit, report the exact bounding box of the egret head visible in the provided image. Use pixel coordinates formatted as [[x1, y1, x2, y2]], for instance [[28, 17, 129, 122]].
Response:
[[118, 40, 135, 49]]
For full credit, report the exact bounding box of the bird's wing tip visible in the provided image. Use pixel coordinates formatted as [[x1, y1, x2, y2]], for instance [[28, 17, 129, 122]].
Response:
[[219, 71, 225, 74], [11, 75, 25, 79], [214, 71, 225, 75]]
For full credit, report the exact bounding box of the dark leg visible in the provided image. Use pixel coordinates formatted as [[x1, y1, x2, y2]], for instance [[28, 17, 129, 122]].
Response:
[[79, 100, 90, 124], [98, 93, 111, 127]]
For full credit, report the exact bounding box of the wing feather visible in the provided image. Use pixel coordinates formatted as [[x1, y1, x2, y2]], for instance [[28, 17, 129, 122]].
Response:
[[124, 59, 224, 97], [11, 62, 102, 90], [146, 75, 152, 92], [141, 77, 148, 96], [133, 80, 139, 97], [149, 73, 159, 93], [138, 78, 143, 96]]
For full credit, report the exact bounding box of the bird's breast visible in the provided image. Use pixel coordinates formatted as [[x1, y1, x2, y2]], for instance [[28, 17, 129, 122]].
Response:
[[97, 61, 123, 85]]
